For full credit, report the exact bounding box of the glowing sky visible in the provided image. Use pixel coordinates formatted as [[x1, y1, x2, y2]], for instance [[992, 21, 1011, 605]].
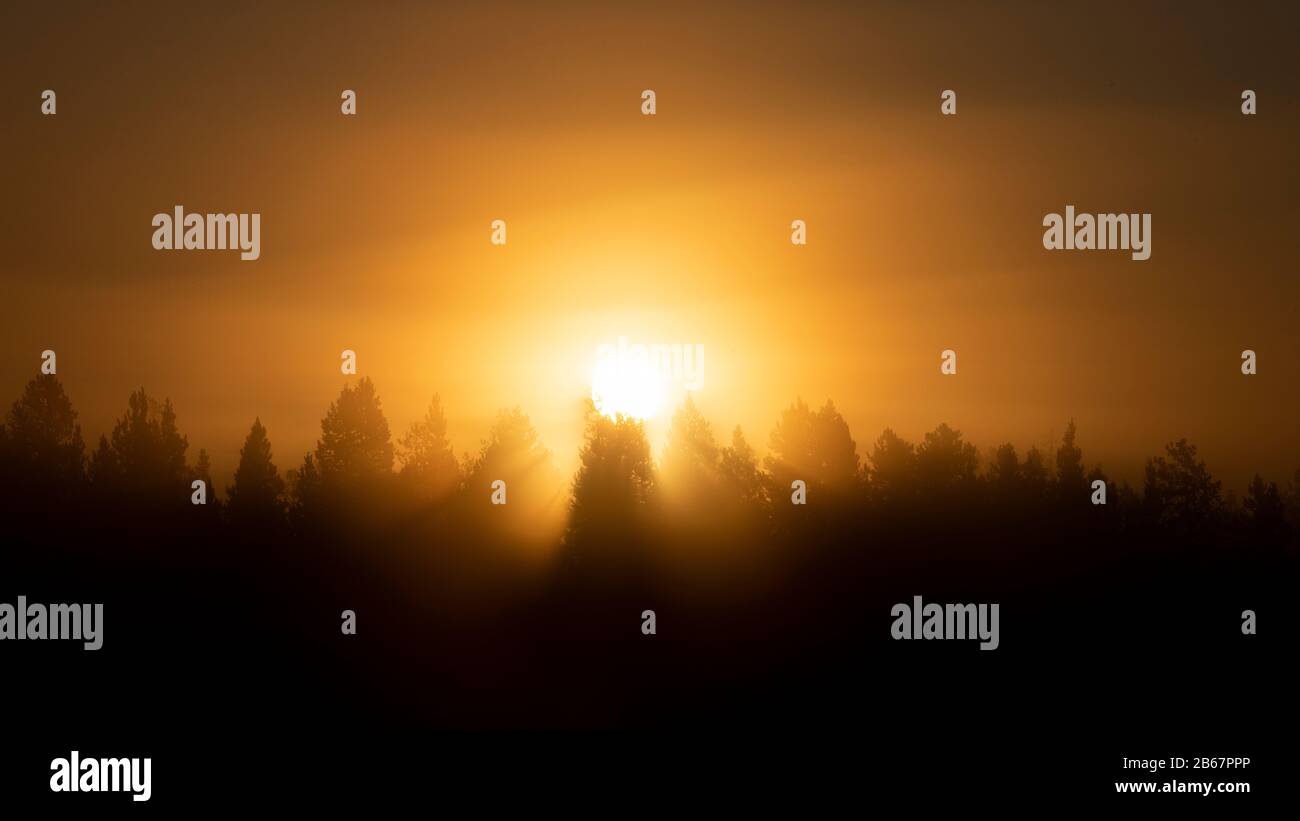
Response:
[[3, 2, 1298, 491]]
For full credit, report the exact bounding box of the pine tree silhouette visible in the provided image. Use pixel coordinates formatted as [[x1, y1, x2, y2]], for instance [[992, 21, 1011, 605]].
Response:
[[1055, 419, 1086, 505], [718, 425, 767, 511], [765, 398, 860, 500], [314, 377, 394, 492], [915, 423, 979, 497], [660, 395, 720, 505], [1143, 439, 1223, 530], [227, 418, 286, 525], [107, 388, 190, 506], [869, 428, 918, 506], [398, 394, 460, 502], [1, 375, 85, 505], [566, 402, 656, 554], [462, 406, 562, 527]]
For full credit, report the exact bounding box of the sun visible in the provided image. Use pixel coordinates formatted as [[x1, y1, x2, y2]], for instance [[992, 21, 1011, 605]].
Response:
[[591, 350, 665, 420]]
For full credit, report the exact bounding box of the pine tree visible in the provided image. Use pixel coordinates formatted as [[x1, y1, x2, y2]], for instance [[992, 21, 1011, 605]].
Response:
[[193, 448, 215, 495], [1143, 439, 1222, 530], [89, 434, 121, 490], [463, 407, 559, 510], [989, 443, 1021, 494], [869, 428, 918, 505], [108, 388, 190, 503], [4, 375, 86, 485], [567, 403, 656, 550], [916, 423, 979, 495], [1055, 419, 1086, 502], [287, 452, 322, 523], [398, 394, 459, 500], [719, 426, 766, 508], [1244, 473, 1285, 540], [315, 377, 394, 487], [765, 398, 860, 498], [660, 395, 719, 496], [227, 418, 285, 524]]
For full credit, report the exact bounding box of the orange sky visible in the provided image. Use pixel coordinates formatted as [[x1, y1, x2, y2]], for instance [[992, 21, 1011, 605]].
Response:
[[3, 2, 1298, 492]]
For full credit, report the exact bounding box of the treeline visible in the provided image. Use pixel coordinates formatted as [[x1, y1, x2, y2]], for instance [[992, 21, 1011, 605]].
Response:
[[0, 374, 1296, 554]]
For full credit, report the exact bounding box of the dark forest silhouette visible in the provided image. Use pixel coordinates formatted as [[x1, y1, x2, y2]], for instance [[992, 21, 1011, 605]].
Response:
[[3, 374, 1295, 548], [1, 373, 1295, 735]]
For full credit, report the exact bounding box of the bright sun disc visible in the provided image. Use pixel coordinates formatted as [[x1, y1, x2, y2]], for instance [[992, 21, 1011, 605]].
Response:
[[591, 354, 664, 420]]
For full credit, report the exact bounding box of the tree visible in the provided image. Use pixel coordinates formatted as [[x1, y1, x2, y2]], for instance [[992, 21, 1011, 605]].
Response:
[[567, 404, 656, 551], [397, 394, 459, 501], [3, 375, 86, 487], [287, 452, 322, 524], [227, 418, 286, 525], [1286, 469, 1300, 538], [915, 423, 979, 496], [718, 426, 767, 510], [464, 407, 554, 491], [1056, 420, 1086, 503], [193, 449, 215, 495], [1143, 439, 1222, 530], [463, 406, 563, 534], [660, 395, 720, 498], [1243, 473, 1286, 541], [107, 388, 190, 503], [1086, 465, 1111, 494], [315, 377, 394, 488], [191, 448, 221, 520], [88, 434, 121, 491], [869, 428, 917, 506], [765, 398, 860, 497], [988, 443, 1020, 493], [1021, 446, 1051, 499]]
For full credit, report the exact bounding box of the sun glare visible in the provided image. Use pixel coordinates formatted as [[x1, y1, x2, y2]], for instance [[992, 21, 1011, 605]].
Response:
[[591, 353, 664, 420]]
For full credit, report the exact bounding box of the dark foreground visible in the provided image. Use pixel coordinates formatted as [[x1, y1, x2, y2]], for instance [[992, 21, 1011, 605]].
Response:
[[1, 504, 1294, 810]]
